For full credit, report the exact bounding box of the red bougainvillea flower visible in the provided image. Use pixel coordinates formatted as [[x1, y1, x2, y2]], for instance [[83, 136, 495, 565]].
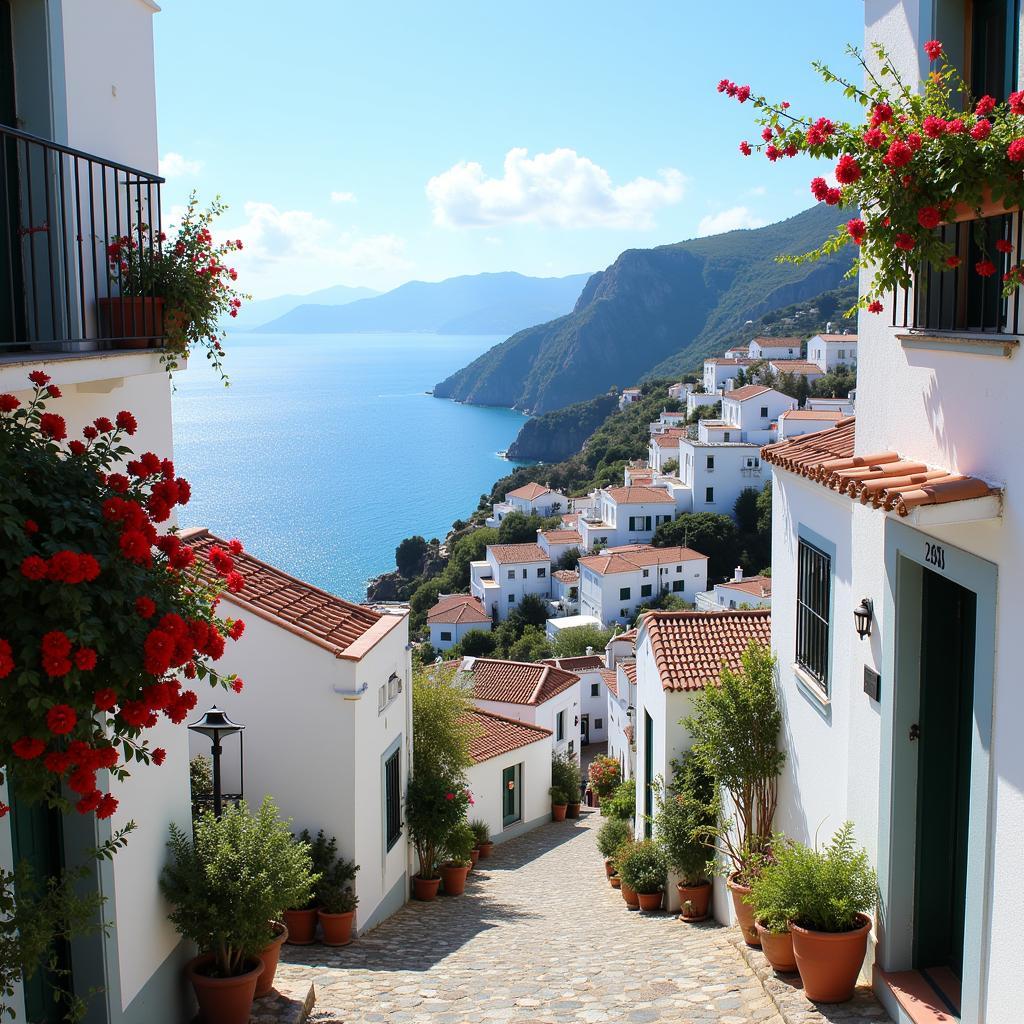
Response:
[[93, 688, 119, 712], [867, 301, 884, 314], [0, 639, 14, 679], [735, 84, 751, 103], [24, 519, 39, 534], [225, 571, 244, 593], [996, 239, 1014, 254], [975, 94, 996, 116], [976, 259, 997, 277], [1010, 91, 1024, 115], [894, 233, 916, 251], [846, 219, 867, 244], [228, 619, 245, 640], [924, 39, 943, 60], [39, 413, 67, 441], [46, 704, 77, 735], [93, 416, 114, 433], [68, 440, 86, 456], [44, 750, 73, 775], [47, 385, 62, 399], [13, 737, 46, 759], [69, 766, 98, 795], [76, 791, 102, 814], [883, 139, 913, 169], [41, 631, 72, 657], [862, 127, 884, 149], [74, 647, 98, 671], [96, 794, 118, 819], [0, 394, 20, 412], [1008, 138, 1024, 162], [136, 595, 157, 618], [115, 410, 138, 434], [21, 555, 48, 580], [231, 677, 244, 693], [835, 154, 861, 184], [917, 206, 941, 230], [152, 747, 166, 766], [922, 115, 946, 138], [28, 370, 50, 387], [870, 102, 893, 126], [946, 118, 964, 135], [971, 119, 992, 141], [227, 538, 244, 555], [946, 255, 962, 268]]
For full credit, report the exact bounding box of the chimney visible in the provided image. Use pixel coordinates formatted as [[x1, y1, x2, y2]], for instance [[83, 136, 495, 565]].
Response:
[[734, 565, 744, 582], [825, 321, 833, 333], [585, 646, 594, 656]]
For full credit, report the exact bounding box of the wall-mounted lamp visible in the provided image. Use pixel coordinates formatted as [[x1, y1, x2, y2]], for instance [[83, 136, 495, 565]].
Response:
[[853, 598, 874, 640], [507, 779, 515, 791]]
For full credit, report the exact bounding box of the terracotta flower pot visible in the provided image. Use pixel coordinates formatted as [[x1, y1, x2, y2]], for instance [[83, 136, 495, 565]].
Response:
[[756, 923, 797, 973], [318, 909, 355, 946], [469, 848, 480, 870], [186, 954, 263, 1024], [254, 922, 288, 997], [551, 803, 568, 822], [637, 891, 663, 912], [610, 874, 621, 889], [440, 863, 471, 896], [413, 875, 441, 900], [620, 880, 639, 908], [477, 841, 494, 858], [566, 802, 581, 818], [676, 881, 712, 922], [96, 296, 164, 346], [727, 872, 760, 947], [282, 907, 319, 945], [604, 858, 616, 878], [790, 913, 872, 1003]]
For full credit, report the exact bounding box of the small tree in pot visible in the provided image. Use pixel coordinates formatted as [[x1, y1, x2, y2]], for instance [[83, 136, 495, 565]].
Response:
[[617, 839, 667, 912], [596, 818, 632, 879], [317, 850, 359, 947], [745, 834, 798, 973], [549, 786, 569, 821], [439, 820, 476, 896], [470, 819, 493, 858], [283, 830, 335, 945], [406, 774, 471, 899], [160, 797, 315, 1024], [552, 752, 582, 816]]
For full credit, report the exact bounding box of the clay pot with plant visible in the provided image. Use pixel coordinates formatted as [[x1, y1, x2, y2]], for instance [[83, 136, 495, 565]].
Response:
[[470, 819, 493, 858], [587, 754, 622, 805], [617, 839, 667, 913], [550, 786, 569, 822], [160, 797, 317, 1023], [439, 821, 476, 897], [407, 773, 472, 900], [682, 642, 784, 947], [552, 752, 582, 818], [596, 817, 632, 881], [284, 829, 337, 945], [745, 834, 798, 973], [316, 850, 359, 947]]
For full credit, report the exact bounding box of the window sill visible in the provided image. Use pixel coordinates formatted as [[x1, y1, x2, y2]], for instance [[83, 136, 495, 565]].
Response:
[[792, 663, 831, 708], [896, 331, 1020, 358]]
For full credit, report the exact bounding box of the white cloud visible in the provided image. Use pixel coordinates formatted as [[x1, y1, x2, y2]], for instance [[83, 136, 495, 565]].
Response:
[[159, 152, 202, 179], [746, 185, 767, 198], [426, 147, 686, 229], [696, 206, 767, 236], [223, 201, 410, 297], [330, 191, 356, 203]]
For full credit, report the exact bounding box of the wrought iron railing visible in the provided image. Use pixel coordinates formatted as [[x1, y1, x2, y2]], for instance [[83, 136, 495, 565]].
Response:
[[891, 209, 1024, 335], [0, 123, 165, 352]]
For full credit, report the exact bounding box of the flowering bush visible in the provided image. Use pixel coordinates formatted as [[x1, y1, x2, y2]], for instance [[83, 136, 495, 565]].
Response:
[[404, 772, 471, 880], [588, 754, 621, 799], [721, 39, 1024, 313], [0, 373, 246, 820], [107, 192, 249, 380]]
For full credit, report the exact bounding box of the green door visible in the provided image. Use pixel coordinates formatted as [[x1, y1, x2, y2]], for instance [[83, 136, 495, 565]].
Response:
[[913, 568, 976, 981], [643, 711, 653, 838], [502, 764, 521, 828]]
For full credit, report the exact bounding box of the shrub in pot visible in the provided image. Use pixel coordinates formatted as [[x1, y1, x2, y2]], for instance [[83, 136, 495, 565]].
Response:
[[768, 823, 877, 1002], [617, 839, 666, 913], [316, 849, 359, 947], [284, 830, 336, 945], [601, 780, 636, 821], [470, 819, 493, 858], [160, 798, 316, 1023], [552, 753, 582, 816], [406, 772, 471, 899], [549, 786, 569, 821], [596, 818, 632, 879], [588, 754, 621, 804], [439, 821, 476, 896], [745, 835, 798, 973]]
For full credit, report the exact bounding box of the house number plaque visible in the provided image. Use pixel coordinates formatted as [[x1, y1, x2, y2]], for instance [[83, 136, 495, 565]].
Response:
[[924, 542, 946, 570]]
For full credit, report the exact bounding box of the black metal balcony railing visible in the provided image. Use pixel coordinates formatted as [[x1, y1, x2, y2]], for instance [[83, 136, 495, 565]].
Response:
[[892, 209, 1024, 335], [0, 123, 165, 352]]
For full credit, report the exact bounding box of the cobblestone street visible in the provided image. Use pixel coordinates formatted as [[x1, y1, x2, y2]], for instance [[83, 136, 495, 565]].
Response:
[[274, 812, 785, 1024]]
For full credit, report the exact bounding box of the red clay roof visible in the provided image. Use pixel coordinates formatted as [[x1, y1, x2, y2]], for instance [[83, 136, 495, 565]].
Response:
[[462, 658, 579, 706], [779, 409, 844, 421], [652, 433, 684, 448], [181, 528, 393, 659], [814, 333, 858, 343], [465, 708, 551, 764], [541, 529, 583, 544], [541, 655, 605, 672], [706, 358, 754, 365], [581, 544, 706, 576], [605, 486, 675, 504], [489, 543, 548, 564], [600, 668, 619, 696], [609, 627, 637, 646], [552, 569, 579, 583], [753, 336, 802, 346], [621, 661, 637, 684], [719, 576, 773, 598], [428, 594, 491, 625], [723, 384, 772, 402], [761, 418, 997, 517], [507, 482, 554, 501], [768, 359, 825, 375], [642, 610, 772, 692]]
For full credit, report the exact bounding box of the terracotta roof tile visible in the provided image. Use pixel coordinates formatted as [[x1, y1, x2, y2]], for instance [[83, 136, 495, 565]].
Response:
[[621, 661, 637, 684], [723, 384, 772, 402], [506, 482, 554, 501], [652, 433, 684, 448], [489, 543, 548, 564], [753, 336, 802, 345], [814, 333, 858, 343], [642, 610, 772, 692], [767, 359, 825, 375], [580, 545, 706, 576], [461, 658, 579, 706], [761, 418, 998, 517], [428, 594, 491, 625], [719, 576, 773, 598], [541, 655, 605, 672], [605, 486, 676, 504], [464, 708, 551, 764], [541, 529, 583, 544], [552, 569, 579, 583], [181, 528, 389, 658], [609, 627, 637, 647], [600, 668, 619, 696]]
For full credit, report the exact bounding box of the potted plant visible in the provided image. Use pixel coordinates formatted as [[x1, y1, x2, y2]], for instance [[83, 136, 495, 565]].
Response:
[[284, 830, 335, 945], [653, 755, 716, 922], [439, 821, 476, 896], [596, 818, 632, 879], [745, 836, 798, 973], [160, 797, 316, 1024], [588, 754, 621, 805], [550, 786, 569, 822], [470, 819, 493, 858], [601, 779, 636, 821], [618, 839, 666, 912], [614, 839, 641, 908], [317, 848, 359, 947], [406, 772, 471, 900], [719, 39, 1024, 317], [770, 823, 877, 1002], [552, 752, 582, 817], [683, 643, 784, 946], [103, 193, 248, 378]]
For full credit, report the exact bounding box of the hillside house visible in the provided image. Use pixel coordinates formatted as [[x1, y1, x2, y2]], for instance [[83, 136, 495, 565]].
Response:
[[538, 527, 583, 565], [550, 568, 580, 614], [719, 385, 798, 444], [766, 358, 827, 385], [776, 408, 845, 439], [578, 544, 708, 625], [667, 382, 694, 399], [806, 332, 858, 371], [677, 438, 765, 522], [486, 482, 566, 527], [470, 543, 551, 621], [687, 390, 722, 417], [703, 357, 755, 392], [695, 568, 773, 611], [577, 485, 681, 550], [648, 428, 688, 471], [806, 395, 855, 416], [427, 594, 493, 650], [542, 654, 608, 746], [618, 387, 642, 409], [748, 336, 802, 360]]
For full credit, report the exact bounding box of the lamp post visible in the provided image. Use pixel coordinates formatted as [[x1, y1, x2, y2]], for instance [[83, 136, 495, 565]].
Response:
[[188, 706, 244, 816]]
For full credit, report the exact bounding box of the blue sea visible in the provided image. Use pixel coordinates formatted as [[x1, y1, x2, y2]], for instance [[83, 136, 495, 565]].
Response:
[[172, 333, 529, 601]]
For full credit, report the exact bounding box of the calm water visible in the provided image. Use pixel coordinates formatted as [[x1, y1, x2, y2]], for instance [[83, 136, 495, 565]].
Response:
[[172, 333, 529, 601]]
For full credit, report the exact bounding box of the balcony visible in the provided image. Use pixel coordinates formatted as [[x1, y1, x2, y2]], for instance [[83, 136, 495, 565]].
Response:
[[1, 124, 165, 356], [892, 209, 1023, 358]]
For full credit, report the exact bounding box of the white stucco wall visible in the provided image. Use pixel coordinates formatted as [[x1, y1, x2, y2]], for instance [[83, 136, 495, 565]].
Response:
[[429, 619, 491, 650], [578, 669, 608, 744], [679, 441, 765, 527], [466, 739, 552, 842], [474, 682, 581, 761]]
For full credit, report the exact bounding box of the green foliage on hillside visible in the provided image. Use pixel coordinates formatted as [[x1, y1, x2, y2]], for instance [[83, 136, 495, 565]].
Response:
[[506, 393, 619, 462]]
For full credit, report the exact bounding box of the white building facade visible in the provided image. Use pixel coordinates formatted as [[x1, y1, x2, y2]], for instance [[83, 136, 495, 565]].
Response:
[[470, 543, 551, 621], [806, 332, 858, 372], [427, 594, 492, 650], [678, 438, 765, 523], [719, 385, 798, 445]]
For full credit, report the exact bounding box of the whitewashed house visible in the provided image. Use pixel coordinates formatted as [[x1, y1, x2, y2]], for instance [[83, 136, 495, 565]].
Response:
[[427, 594, 492, 650], [719, 385, 798, 444], [703, 357, 755, 392], [579, 544, 708, 625], [542, 654, 608, 746], [619, 387, 642, 409], [667, 382, 693, 400], [650, 410, 689, 433], [806, 332, 858, 371], [182, 529, 413, 935], [695, 568, 772, 611], [633, 610, 771, 914], [759, 6, 1021, 1020], [766, 358, 827, 385], [470, 543, 551, 621], [486, 482, 567, 527], [549, 568, 580, 615], [464, 709, 552, 844], [606, 660, 637, 782], [776, 408, 845, 439], [686, 389, 722, 418], [458, 658, 582, 761], [577, 485, 680, 551], [648, 429, 686, 471], [748, 336, 802, 360], [678, 437, 765, 521], [605, 627, 637, 669], [538, 526, 583, 565], [806, 395, 855, 416]]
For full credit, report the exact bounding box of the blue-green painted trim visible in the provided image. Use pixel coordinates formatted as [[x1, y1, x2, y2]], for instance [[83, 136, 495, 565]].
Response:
[[793, 522, 835, 722], [43, 0, 67, 144], [358, 870, 407, 936], [877, 520, 997, 1024]]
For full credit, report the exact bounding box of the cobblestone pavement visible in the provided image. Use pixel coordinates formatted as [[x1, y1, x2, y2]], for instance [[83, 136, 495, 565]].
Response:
[[273, 811, 785, 1024]]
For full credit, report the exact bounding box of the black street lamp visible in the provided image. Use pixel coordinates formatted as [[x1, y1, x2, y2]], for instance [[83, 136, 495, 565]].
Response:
[[188, 706, 244, 816], [853, 598, 874, 640]]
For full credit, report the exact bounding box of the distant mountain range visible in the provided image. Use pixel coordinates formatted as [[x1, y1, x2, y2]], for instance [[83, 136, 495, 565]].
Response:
[[432, 205, 855, 414], [253, 271, 591, 336], [231, 283, 379, 331]]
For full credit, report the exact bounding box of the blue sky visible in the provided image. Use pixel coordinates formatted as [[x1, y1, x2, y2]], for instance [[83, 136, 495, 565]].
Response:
[[154, 1, 864, 299]]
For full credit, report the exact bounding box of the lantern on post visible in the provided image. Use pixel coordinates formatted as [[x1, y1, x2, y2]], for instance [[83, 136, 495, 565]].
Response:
[[188, 706, 244, 816]]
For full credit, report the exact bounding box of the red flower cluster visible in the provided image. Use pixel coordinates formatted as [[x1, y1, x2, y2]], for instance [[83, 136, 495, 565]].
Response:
[[21, 550, 101, 584], [0, 638, 13, 679], [924, 39, 943, 61]]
